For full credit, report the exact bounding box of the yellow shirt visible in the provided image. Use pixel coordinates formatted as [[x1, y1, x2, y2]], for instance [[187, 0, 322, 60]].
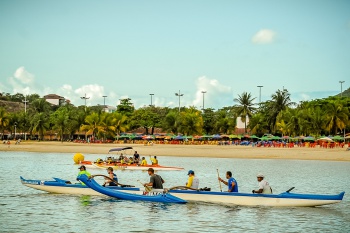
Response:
[[151, 158, 158, 165], [186, 176, 194, 188], [141, 159, 147, 166]]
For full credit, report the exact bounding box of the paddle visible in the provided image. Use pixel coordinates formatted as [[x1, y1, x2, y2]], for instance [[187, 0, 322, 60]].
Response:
[[286, 187, 295, 193], [216, 169, 222, 192], [90, 174, 134, 187], [137, 179, 151, 192]]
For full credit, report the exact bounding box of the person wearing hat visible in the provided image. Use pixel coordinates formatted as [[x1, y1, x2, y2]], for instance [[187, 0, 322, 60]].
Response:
[[103, 167, 118, 187], [77, 165, 91, 185], [252, 173, 272, 194], [186, 170, 199, 189], [218, 171, 238, 192], [143, 168, 164, 189]]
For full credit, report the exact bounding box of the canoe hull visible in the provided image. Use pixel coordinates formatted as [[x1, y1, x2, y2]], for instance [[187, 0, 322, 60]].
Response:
[[20, 176, 139, 196], [168, 190, 344, 207], [89, 163, 184, 171]]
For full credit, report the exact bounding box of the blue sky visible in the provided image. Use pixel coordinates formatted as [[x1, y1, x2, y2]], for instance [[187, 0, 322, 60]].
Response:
[[0, 0, 349, 109]]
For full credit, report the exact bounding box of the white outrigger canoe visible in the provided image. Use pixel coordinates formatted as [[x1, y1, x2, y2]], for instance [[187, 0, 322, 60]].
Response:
[[20, 176, 139, 196], [21, 176, 345, 207]]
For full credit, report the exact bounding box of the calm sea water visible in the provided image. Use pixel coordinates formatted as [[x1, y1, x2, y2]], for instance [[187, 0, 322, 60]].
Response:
[[0, 151, 349, 233]]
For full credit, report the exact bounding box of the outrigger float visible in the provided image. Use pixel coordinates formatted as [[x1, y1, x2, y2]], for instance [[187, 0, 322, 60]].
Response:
[[21, 175, 345, 207], [77, 147, 184, 171]]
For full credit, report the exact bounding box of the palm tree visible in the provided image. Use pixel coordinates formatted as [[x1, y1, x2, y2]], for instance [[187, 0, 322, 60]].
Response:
[[112, 112, 128, 136], [234, 92, 256, 133], [31, 112, 50, 140], [51, 108, 69, 142], [0, 108, 10, 139], [266, 89, 294, 133], [80, 112, 103, 140], [178, 107, 203, 135], [324, 100, 349, 135]]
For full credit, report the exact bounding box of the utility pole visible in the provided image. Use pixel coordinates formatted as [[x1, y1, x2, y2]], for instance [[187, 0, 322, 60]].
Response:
[[175, 90, 184, 112], [102, 95, 107, 106], [149, 94, 154, 106], [201, 91, 207, 111], [339, 81, 345, 97], [257, 86, 263, 103], [80, 93, 90, 111], [22, 96, 29, 141]]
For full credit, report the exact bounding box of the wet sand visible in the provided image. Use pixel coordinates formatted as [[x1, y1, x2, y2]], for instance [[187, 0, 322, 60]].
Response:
[[1, 141, 349, 161]]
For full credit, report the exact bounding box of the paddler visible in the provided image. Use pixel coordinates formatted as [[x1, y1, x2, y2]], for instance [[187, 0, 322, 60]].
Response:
[[77, 165, 91, 185], [252, 173, 272, 194], [218, 171, 238, 192], [143, 168, 164, 189], [186, 170, 199, 189], [103, 167, 118, 186], [150, 155, 158, 165], [140, 157, 147, 166]]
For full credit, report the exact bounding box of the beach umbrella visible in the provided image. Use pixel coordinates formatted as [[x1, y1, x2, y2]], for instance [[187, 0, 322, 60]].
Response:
[[220, 134, 230, 138], [175, 135, 184, 140], [211, 134, 221, 139], [271, 136, 281, 140], [318, 137, 333, 142], [303, 136, 315, 141], [331, 135, 344, 141], [250, 135, 259, 139]]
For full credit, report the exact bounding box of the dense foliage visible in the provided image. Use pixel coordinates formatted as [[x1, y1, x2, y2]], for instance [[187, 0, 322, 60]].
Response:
[[0, 90, 349, 141]]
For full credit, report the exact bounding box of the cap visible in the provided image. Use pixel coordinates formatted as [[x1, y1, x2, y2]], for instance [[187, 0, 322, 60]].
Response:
[[147, 168, 154, 172], [187, 170, 194, 175], [257, 173, 264, 178], [78, 165, 86, 169]]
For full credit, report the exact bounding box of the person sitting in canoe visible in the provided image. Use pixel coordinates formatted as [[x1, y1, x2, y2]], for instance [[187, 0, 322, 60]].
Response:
[[140, 157, 147, 166], [128, 157, 133, 165], [150, 155, 158, 165], [218, 171, 238, 192], [186, 170, 199, 189], [103, 167, 118, 187], [252, 173, 272, 194], [143, 168, 164, 189], [77, 165, 91, 185]]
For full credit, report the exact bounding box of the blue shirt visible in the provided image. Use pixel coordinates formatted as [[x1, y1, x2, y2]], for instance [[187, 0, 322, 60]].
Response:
[[228, 177, 238, 192]]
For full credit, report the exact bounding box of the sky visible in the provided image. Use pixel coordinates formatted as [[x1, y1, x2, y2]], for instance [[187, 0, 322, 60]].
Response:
[[0, 0, 349, 109]]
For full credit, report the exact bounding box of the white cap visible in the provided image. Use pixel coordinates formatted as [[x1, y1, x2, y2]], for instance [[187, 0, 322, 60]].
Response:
[[257, 173, 264, 178]]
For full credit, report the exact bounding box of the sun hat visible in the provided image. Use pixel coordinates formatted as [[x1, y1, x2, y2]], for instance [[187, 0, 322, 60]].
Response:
[[187, 170, 194, 175], [257, 173, 264, 178]]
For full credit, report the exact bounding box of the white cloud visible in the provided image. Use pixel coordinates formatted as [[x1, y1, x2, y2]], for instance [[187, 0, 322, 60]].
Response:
[[252, 29, 277, 44], [14, 66, 34, 84], [8, 67, 39, 95], [192, 76, 232, 109]]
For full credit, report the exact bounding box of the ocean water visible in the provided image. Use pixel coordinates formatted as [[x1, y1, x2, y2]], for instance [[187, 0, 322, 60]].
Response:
[[0, 151, 349, 233]]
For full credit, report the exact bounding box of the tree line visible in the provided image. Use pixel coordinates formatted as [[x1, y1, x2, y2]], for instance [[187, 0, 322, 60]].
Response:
[[0, 89, 349, 141]]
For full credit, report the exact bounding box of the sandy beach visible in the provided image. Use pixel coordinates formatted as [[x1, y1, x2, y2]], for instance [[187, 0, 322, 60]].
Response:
[[1, 141, 349, 161]]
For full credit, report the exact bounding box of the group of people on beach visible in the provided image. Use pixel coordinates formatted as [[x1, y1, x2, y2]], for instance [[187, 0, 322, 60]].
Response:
[[77, 165, 272, 194]]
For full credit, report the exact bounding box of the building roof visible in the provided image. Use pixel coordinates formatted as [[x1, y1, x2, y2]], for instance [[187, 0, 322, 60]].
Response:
[[44, 94, 65, 100]]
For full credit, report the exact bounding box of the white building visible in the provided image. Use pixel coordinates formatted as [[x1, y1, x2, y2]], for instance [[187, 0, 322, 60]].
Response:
[[44, 94, 66, 106]]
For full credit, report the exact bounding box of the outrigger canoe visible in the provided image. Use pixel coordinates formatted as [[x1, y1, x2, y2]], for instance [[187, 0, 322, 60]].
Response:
[[20, 176, 139, 196], [78, 175, 345, 207], [79, 147, 184, 171]]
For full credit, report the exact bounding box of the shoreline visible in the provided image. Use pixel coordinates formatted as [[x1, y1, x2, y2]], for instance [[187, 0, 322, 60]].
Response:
[[1, 141, 349, 161]]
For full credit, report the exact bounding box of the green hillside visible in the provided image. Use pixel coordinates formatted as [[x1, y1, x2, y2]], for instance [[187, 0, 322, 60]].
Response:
[[336, 87, 350, 97]]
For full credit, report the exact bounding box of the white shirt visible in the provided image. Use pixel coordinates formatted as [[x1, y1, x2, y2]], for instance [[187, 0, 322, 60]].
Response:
[[258, 180, 272, 194], [191, 177, 199, 189]]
